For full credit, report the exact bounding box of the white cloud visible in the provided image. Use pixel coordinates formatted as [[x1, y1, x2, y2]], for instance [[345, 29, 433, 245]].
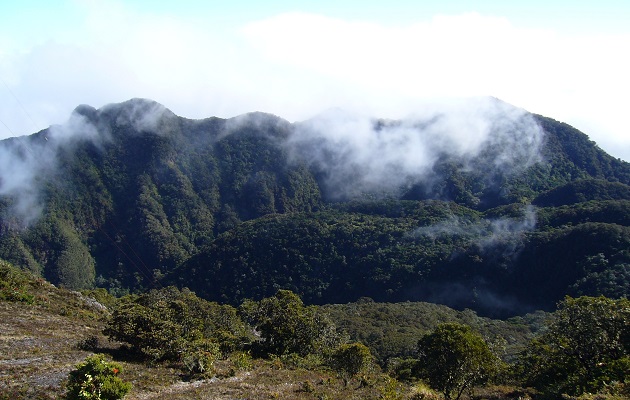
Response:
[[240, 12, 630, 159], [0, 5, 629, 160], [288, 98, 544, 200]]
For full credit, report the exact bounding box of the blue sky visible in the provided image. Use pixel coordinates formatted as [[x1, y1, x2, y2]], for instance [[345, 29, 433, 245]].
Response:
[[1, 0, 629, 159]]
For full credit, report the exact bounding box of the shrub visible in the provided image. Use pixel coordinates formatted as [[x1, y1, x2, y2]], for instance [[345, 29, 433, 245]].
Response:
[[103, 287, 249, 362], [182, 339, 221, 378], [240, 289, 343, 357], [329, 342, 374, 385], [65, 354, 131, 400], [229, 351, 253, 371], [77, 335, 100, 351], [390, 358, 422, 383], [0, 260, 34, 303]]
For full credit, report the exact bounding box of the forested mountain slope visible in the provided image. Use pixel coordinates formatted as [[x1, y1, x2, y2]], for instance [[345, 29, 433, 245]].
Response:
[[1, 98, 629, 315]]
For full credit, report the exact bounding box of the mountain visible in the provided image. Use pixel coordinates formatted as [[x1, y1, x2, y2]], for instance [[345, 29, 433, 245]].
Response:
[[0, 98, 629, 316]]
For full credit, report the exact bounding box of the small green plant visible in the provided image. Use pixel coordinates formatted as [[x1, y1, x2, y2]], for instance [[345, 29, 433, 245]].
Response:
[[377, 376, 406, 400], [298, 380, 315, 393], [65, 354, 131, 400], [407, 382, 442, 400], [229, 351, 253, 371]]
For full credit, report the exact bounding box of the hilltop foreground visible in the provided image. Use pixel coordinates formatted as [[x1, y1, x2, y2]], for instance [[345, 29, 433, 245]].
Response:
[[1, 260, 628, 399]]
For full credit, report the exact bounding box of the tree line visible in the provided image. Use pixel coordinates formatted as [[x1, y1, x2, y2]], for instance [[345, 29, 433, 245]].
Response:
[[98, 285, 629, 399]]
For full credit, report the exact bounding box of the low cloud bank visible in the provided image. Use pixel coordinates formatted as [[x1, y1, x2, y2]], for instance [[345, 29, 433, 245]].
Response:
[[0, 97, 545, 226], [288, 97, 544, 199]]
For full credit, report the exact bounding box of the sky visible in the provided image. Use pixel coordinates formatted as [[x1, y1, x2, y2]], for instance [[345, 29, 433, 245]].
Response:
[[1, 0, 629, 160]]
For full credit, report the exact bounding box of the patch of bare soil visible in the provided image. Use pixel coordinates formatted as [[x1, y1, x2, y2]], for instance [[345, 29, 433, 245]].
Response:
[[0, 291, 107, 399]]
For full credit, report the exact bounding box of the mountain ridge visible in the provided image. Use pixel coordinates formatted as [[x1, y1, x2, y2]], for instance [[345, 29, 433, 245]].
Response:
[[1, 98, 629, 316]]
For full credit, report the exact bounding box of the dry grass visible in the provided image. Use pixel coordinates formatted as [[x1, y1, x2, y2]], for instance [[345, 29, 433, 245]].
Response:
[[123, 359, 406, 400], [0, 285, 106, 399]]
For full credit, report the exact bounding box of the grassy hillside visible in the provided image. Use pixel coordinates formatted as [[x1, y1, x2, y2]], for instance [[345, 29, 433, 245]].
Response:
[[0, 260, 542, 399], [2, 260, 628, 400]]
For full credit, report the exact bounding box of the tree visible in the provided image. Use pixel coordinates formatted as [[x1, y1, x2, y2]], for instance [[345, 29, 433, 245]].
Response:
[[103, 286, 248, 362], [103, 292, 187, 361], [415, 323, 499, 400], [240, 289, 343, 357], [517, 296, 630, 397]]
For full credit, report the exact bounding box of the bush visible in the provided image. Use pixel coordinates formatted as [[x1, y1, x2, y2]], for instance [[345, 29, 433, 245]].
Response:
[[229, 351, 253, 371], [240, 289, 343, 357], [103, 298, 185, 361], [329, 342, 374, 385], [390, 358, 423, 383], [181, 340, 221, 378], [0, 260, 34, 303], [77, 335, 100, 351], [103, 287, 250, 362], [65, 354, 131, 400]]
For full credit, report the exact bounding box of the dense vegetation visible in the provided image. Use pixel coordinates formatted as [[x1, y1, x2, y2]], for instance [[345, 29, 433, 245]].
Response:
[[516, 296, 630, 397], [175, 201, 630, 315], [1, 263, 628, 399], [0, 97, 629, 316]]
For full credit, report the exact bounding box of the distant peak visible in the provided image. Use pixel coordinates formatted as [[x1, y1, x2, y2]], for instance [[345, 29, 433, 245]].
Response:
[[229, 111, 286, 122], [96, 98, 177, 133], [71, 104, 97, 120], [225, 111, 291, 133], [100, 98, 174, 117]]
